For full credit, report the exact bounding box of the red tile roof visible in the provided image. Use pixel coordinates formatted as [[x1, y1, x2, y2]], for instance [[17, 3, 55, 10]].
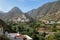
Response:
[[15, 35, 25, 39]]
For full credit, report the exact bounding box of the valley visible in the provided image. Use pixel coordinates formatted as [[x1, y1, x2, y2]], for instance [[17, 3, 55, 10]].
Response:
[[0, 0, 60, 40]]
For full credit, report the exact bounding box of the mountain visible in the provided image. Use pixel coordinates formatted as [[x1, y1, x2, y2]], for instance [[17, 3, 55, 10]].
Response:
[[0, 1, 60, 22], [27, 1, 60, 21], [0, 7, 23, 21], [0, 11, 6, 20], [0, 7, 30, 22]]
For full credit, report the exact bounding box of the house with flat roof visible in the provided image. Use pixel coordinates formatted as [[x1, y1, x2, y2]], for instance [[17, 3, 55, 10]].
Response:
[[6, 32, 33, 40]]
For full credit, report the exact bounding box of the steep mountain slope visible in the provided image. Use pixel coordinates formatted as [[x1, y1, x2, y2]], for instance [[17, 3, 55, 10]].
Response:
[[40, 10, 60, 21], [5, 7, 23, 19], [0, 1, 60, 22], [27, 1, 60, 21], [0, 7, 30, 22]]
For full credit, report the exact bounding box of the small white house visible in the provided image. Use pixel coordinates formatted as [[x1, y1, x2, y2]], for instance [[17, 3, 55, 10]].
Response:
[[6, 32, 33, 40], [5, 32, 19, 37], [49, 21, 55, 24], [56, 21, 60, 24]]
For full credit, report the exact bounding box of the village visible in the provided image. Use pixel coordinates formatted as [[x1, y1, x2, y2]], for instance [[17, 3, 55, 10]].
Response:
[[0, 28, 32, 40], [0, 0, 60, 40], [0, 19, 60, 40]]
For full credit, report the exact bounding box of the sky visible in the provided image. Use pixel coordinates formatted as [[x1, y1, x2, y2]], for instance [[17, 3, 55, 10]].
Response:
[[0, 0, 55, 12]]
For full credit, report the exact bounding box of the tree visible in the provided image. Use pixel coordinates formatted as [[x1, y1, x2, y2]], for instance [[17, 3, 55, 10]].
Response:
[[51, 23, 57, 32], [0, 35, 10, 40], [46, 35, 55, 40], [55, 32, 60, 40]]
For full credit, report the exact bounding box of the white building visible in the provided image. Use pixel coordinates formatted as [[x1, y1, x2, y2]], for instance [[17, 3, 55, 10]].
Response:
[[49, 21, 55, 24], [56, 21, 60, 24], [6, 32, 33, 40]]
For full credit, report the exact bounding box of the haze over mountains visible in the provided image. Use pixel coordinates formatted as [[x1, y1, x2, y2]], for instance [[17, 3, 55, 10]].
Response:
[[0, 1, 60, 22]]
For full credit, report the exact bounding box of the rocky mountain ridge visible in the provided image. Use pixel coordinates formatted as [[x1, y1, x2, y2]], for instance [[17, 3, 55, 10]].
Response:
[[27, 1, 60, 21], [0, 7, 30, 22], [0, 1, 60, 22]]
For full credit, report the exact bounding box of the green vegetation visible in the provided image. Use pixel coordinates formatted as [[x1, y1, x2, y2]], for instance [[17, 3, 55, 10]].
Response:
[[55, 32, 60, 40], [0, 19, 60, 40], [0, 35, 10, 40], [6, 21, 47, 40], [7, 21, 60, 40]]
